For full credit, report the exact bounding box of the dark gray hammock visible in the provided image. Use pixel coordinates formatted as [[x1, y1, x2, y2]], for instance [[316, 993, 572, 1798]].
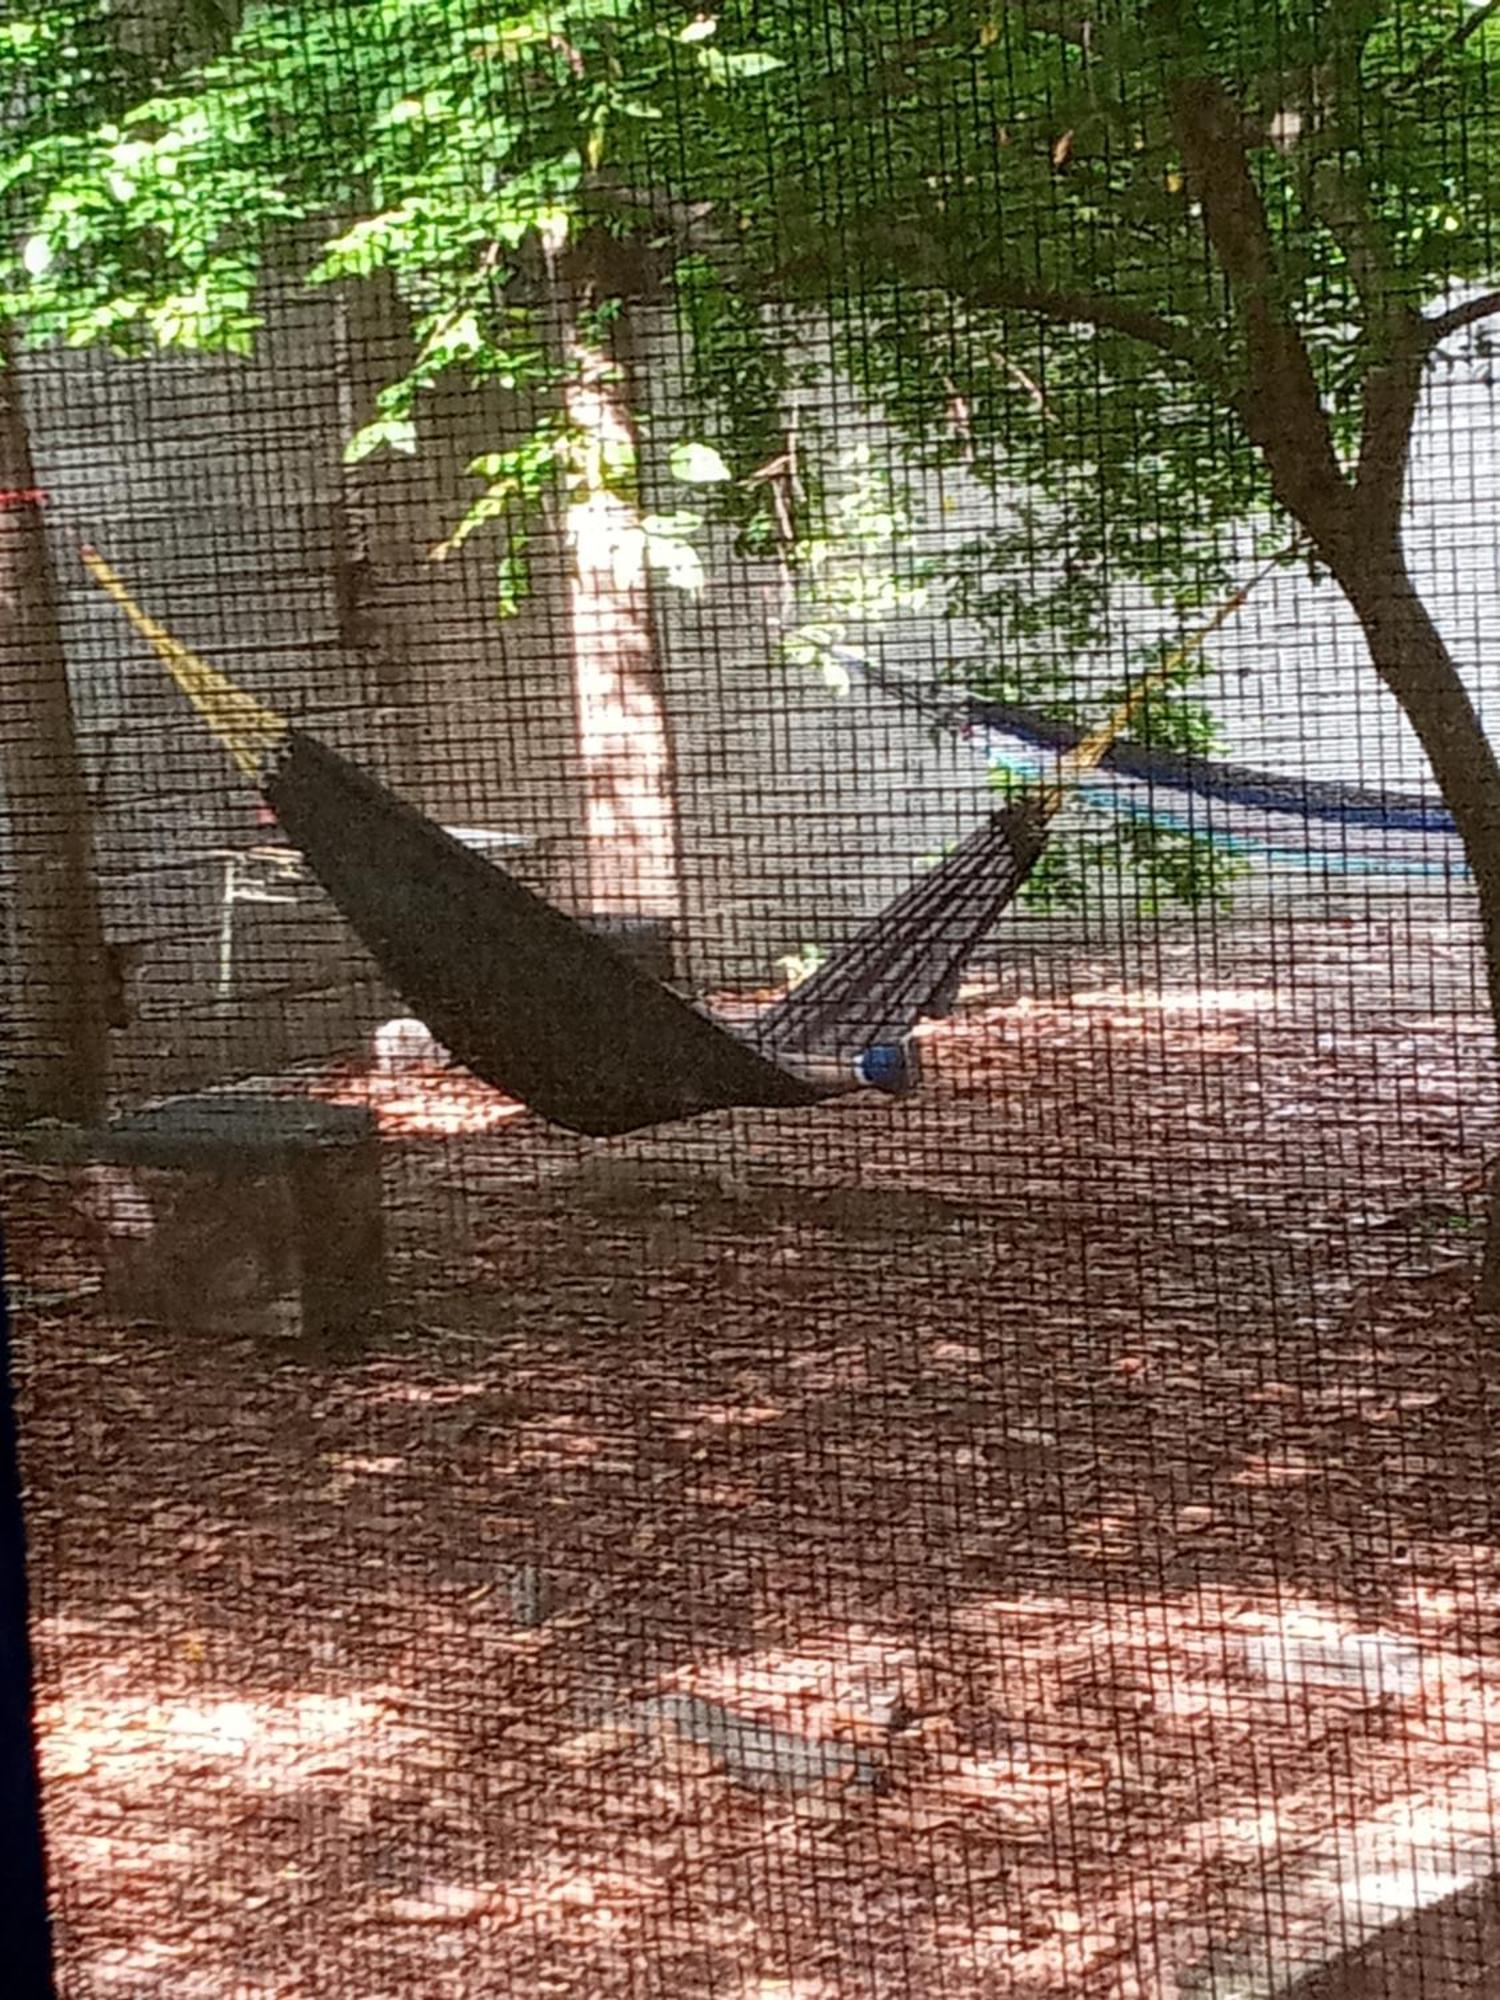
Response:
[[267, 729, 1045, 1134], [73, 549, 1109, 1138]]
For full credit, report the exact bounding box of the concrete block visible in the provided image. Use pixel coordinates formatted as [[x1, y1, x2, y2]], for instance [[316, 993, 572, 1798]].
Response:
[[81, 1095, 383, 1343]]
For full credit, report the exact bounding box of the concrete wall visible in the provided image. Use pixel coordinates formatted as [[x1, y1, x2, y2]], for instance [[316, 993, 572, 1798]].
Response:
[[6, 277, 588, 1106]]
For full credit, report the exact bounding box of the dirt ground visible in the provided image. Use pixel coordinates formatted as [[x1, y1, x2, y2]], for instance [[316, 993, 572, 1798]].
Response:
[[7, 906, 1500, 2000]]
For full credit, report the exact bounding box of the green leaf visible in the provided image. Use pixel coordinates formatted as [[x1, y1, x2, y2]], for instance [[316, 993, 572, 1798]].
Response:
[[644, 531, 706, 592], [344, 416, 418, 463], [640, 509, 703, 535], [668, 440, 732, 483], [697, 47, 785, 84]]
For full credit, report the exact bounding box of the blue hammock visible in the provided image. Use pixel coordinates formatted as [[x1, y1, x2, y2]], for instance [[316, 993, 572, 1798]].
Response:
[[855, 661, 1465, 882]]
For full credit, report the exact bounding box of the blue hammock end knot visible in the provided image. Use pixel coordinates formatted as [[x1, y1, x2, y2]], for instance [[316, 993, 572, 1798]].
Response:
[[855, 1041, 921, 1096]]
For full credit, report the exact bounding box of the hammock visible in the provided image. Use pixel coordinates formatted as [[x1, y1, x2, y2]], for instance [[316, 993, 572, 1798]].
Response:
[[83, 548, 1072, 1135], [255, 726, 1047, 1134], [853, 662, 1464, 881], [81, 547, 1261, 1137]]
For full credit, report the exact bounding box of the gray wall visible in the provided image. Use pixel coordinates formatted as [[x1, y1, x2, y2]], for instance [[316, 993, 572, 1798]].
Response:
[[7, 279, 588, 1104]]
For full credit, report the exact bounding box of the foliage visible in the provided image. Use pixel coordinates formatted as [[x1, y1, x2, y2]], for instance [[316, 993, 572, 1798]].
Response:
[[4, 1, 1500, 911], [1010, 800, 1250, 915], [664, 0, 1500, 669]]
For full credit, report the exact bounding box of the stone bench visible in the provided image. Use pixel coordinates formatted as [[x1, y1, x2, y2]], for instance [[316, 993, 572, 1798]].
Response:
[[73, 1095, 384, 1345]]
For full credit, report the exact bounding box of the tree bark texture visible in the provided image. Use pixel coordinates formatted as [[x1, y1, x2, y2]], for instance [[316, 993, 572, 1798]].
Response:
[[0, 326, 109, 1126], [1328, 539, 1500, 1309], [558, 233, 684, 925]]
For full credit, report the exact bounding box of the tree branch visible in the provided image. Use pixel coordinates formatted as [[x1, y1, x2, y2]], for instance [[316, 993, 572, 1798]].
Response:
[[1303, 129, 1425, 538], [583, 181, 721, 252], [1166, 69, 1352, 538], [586, 183, 1208, 379], [957, 273, 1211, 372], [1353, 339, 1425, 541], [1424, 289, 1500, 346], [1310, 153, 1399, 333], [1404, 0, 1500, 88], [765, 207, 1225, 382]]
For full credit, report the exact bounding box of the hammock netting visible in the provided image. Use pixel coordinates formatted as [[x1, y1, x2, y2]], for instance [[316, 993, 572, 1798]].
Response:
[[263, 727, 1050, 1134]]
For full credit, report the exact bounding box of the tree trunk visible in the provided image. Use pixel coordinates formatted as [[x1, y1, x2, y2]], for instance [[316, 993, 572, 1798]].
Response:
[[564, 341, 683, 922], [1328, 530, 1500, 1308], [0, 326, 109, 1126], [557, 231, 684, 926]]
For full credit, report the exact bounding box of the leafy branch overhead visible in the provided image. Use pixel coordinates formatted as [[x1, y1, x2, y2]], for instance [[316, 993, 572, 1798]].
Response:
[[7, 5, 1496, 588], [4, 2, 1500, 916]]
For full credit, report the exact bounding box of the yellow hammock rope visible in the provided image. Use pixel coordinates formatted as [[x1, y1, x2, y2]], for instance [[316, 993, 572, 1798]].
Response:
[[1040, 538, 1297, 820], [80, 543, 288, 780], [81, 536, 1293, 810]]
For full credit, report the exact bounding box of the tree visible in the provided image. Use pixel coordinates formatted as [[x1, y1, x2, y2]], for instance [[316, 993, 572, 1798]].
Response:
[[0, 0, 233, 1121], [4, 2, 1500, 1283], [0, 325, 109, 1123], [0, 2, 118, 1123]]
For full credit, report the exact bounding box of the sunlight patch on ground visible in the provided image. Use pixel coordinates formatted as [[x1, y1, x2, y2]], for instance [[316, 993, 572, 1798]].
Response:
[[311, 1061, 529, 1136], [38, 1686, 416, 1795], [726, 1982, 845, 2000], [356, 1380, 493, 1408], [669, 1630, 917, 1744], [1067, 984, 1282, 1015], [675, 1401, 786, 1436], [380, 1860, 669, 1936]]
